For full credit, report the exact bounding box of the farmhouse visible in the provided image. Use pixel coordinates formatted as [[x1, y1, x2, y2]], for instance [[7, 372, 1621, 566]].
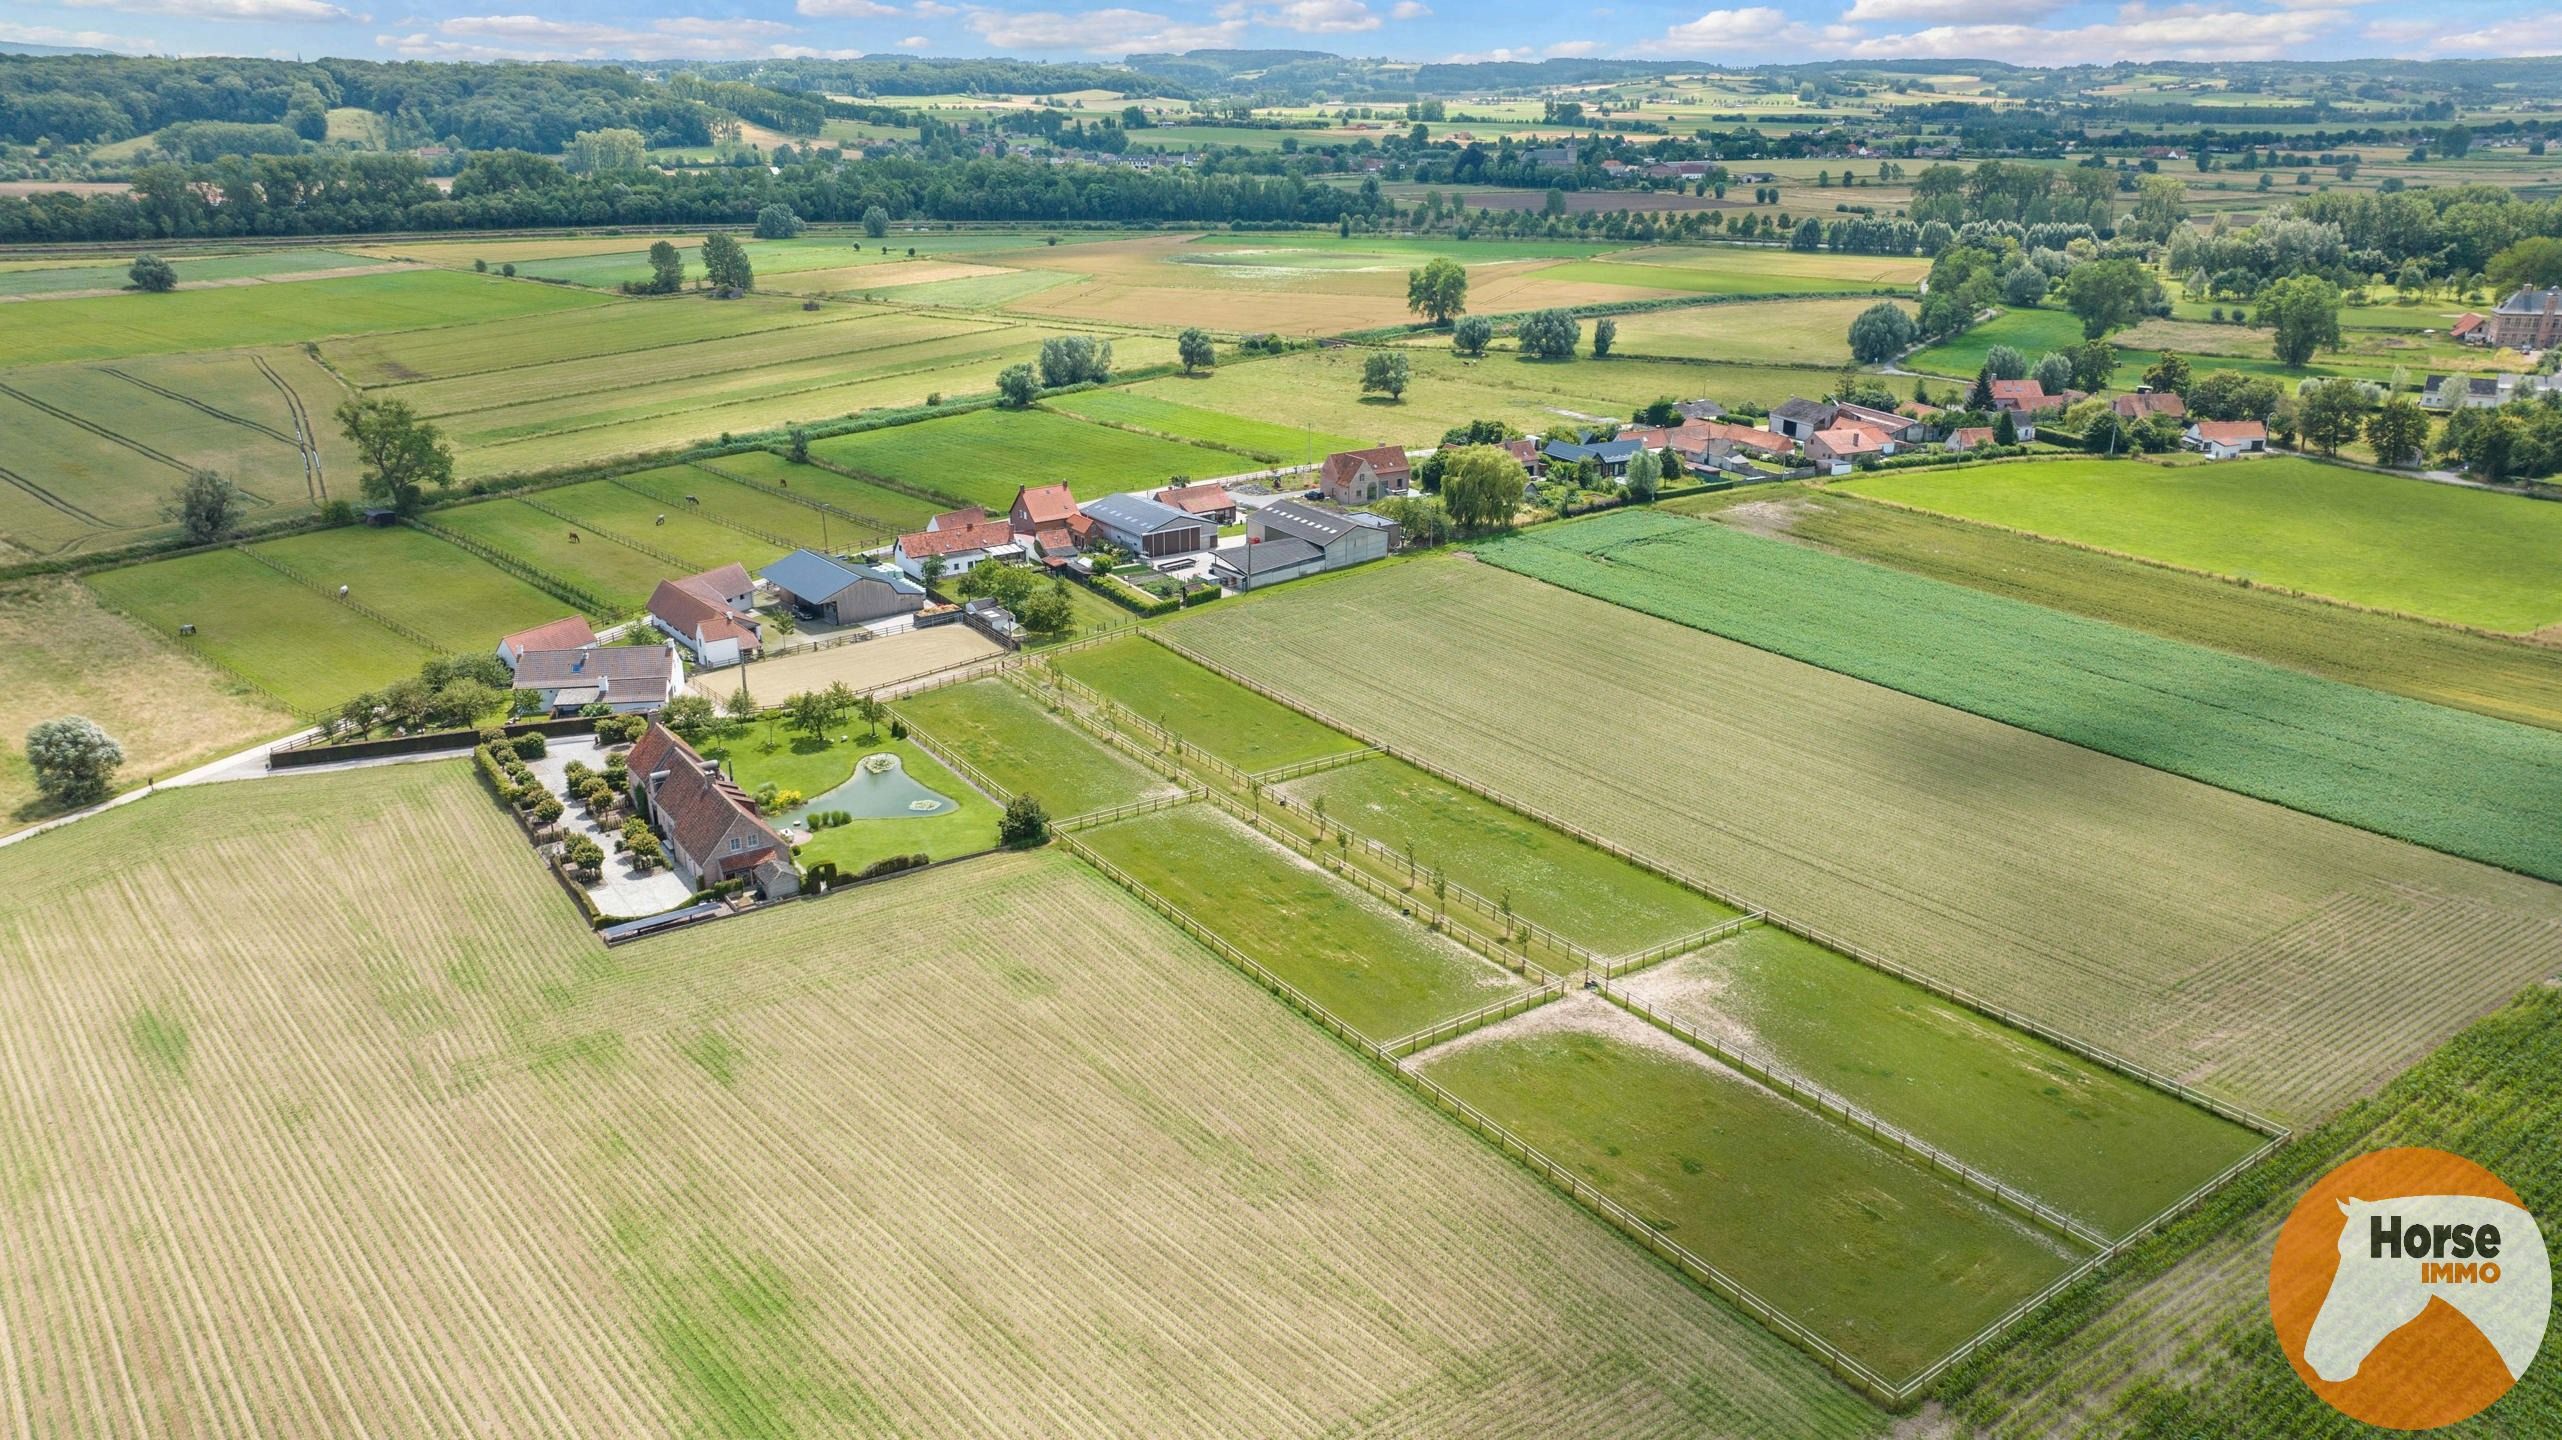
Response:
[[1214, 498, 1398, 590], [1009, 483, 1081, 535], [1318, 445, 1412, 505], [2184, 419, 2269, 458], [496, 615, 596, 672], [2485, 286, 2562, 350], [1500, 436, 1546, 476], [1082, 493, 1213, 558], [625, 722, 800, 900], [1805, 426, 1889, 473], [1988, 379, 2055, 415], [891, 520, 1023, 580], [1944, 425, 1998, 452], [1766, 397, 1835, 441], [1831, 402, 1925, 443], [1152, 483, 1237, 524], [1543, 437, 1645, 478], [2451, 312, 2487, 346], [646, 564, 761, 667], [2112, 391, 2188, 420], [765, 547, 930, 623], [511, 643, 683, 715]]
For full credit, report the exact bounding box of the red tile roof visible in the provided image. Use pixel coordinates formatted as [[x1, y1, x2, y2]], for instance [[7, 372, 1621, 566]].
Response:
[[1319, 445, 1410, 489], [1810, 426, 1887, 455], [1011, 484, 1079, 528], [1949, 426, 1996, 447], [928, 506, 988, 530], [627, 723, 787, 881], [648, 579, 760, 654], [2190, 419, 2267, 444], [1989, 379, 2050, 409], [501, 615, 596, 655], [1152, 484, 1233, 515], [897, 520, 1019, 558], [2451, 313, 2485, 336], [2113, 391, 2188, 418]]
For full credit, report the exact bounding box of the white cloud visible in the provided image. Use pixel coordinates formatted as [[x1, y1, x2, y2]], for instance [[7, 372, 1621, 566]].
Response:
[[393, 13, 833, 59], [0, 19, 158, 48], [1842, 0, 2055, 21], [898, 32, 929, 44], [1545, 39, 1599, 55], [1390, 0, 1429, 15], [2399, 14, 2549, 54], [62, 0, 350, 20], [1258, 0, 1378, 31], [797, 0, 899, 15], [965, 6, 1245, 51], [1837, 5, 2348, 62], [1661, 6, 1808, 48], [911, 0, 958, 12]]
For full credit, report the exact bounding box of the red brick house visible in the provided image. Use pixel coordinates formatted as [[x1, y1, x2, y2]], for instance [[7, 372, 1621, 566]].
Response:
[[625, 722, 800, 898], [1153, 483, 1237, 524], [1317, 445, 1411, 505], [2112, 391, 2188, 420]]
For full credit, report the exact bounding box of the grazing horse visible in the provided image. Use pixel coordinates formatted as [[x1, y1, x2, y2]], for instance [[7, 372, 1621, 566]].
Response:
[[2305, 1195, 2548, 1383], [568, 531, 579, 544]]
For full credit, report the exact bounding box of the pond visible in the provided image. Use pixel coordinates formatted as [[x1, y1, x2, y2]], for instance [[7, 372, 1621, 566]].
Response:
[[777, 751, 956, 827]]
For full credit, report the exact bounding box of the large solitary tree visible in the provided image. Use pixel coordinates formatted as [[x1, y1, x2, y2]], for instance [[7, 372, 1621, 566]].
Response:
[[1360, 350, 1411, 401], [1438, 446, 1526, 533], [2255, 275, 2343, 367], [645, 240, 684, 294], [26, 716, 122, 807], [700, 232, 754, 292], [2365, 395, 2431, 468], [160, 468, 245, 543], [335, 397, 454, 513], [1407, 257, 1468, 326], [1846, 302, 1917, 365], [2060, 259, 2161, 339], [128, 254, 176, 293], [1176, 327, 1215, 375]]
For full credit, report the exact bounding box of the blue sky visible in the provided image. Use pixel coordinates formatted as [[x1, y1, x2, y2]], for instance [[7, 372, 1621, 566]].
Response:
[[3, 0, 2551, 69]]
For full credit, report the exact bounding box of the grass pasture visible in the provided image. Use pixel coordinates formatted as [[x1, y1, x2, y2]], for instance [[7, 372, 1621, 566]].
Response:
[[1844, 456, 2562, 635], [248, 525, 575, 655], [1620, 925, 2265, 1236], [895, 679, 1171, 817], [427, 499, 676, 614], [0, 578, 292, 822], [1049, 636, 1365, 773], [809, 407, 1245, 510], [0, 270, 611, 368], [1603, 297, 1903, 366], [695, 449, 938, 535], [320, 295, 840, 386], [0, 771, 1874, 1437], [1078, 804, 1521, 1040], [1044, 388, 1369, 461], [1543, 246, 1926, 297], [1706, 486, 2562, 733], [1419, 996, 2089, 1381], [84, 546, 426, 712], [523, 478, 787, 577], [1482, 509, 2562, 884], [0, 246, 384, 298], [1163, 559, 2562, 1123], [1278, 756, 1738, 954], [602, 463, 839, 551]]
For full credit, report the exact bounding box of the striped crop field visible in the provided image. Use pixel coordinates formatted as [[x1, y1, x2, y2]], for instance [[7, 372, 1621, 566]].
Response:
[[0, 269, 611, 368], [1162, 564, 2562, 1123], [0, 766, 1879, 1437], [1479, 510, 2562, 883]]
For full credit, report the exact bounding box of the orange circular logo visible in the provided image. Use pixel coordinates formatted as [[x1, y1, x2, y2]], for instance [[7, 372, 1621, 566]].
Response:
[[2269, 1147, 2549, 1429]]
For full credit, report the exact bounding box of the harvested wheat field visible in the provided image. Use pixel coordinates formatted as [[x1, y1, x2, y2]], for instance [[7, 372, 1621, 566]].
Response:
[[1163, 562, 2562, 1123], [0, 766, 1880, 1438], [685, 623, 1005, 702]]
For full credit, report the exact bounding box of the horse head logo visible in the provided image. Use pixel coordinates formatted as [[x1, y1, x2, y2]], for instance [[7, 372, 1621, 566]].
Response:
[[2304, 1195, 2550, 1384]]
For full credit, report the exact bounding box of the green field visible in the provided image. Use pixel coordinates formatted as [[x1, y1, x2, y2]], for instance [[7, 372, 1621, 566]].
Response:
[[1043, 389, 1367, 461], [1050, 637, 1366, 772], [1279, 756, 1737, 953], [1845, 456, 2562, 634], [1625, 924, 2265, 1235], [1163, 559, 2562, 1122], [705, 728, 1001, 873], [250, 525, 572, 655], [1482, 510, 2562, 884], [0, 247, 383, 298], [1542, 253, 1919, 298], [1077, 805, 1520, 1040], [0, 270, 611, 367], [1421, 1004, 2089, 1380], [605, 463, 839, 552], [320, 295, 841, 385], [1681, 485, 2562, 733], [896, 679, 1170, 817], [0, 772, 1872, 1435], [84, 547, 425, 712], [1901, 307, 2090, 380], [699, 449, 939, 535], [428, 499, 679, 614], [1601, 298, 1900, 366], [526, 479, 785, 577], [809, 408, 1245, 511]]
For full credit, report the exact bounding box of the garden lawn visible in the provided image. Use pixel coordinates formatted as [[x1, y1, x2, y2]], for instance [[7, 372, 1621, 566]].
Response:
[[1482, 509, 2562, 885], [1624, 925, 2265, 1236], [250, 526, 572, 654], [809, 408, 1244, 511], [84, 548, 425, 713], [704, 727, 1001, 872], [1043, 389, 1366, 461], [429, 499, 677, 614], [700, 450, 937, 536], [1279, 756, 1737, 954], [1076, 805, 1519, 1040], [0, 270, 611, 367], [529, 479, 787, 576], [1684, 485, 2562, 734], [1050, 636, 1365, 772], [896, 679, 1169, 817], [1844, 456, 2562, 634], [1421, 1003, 2088, 1382]]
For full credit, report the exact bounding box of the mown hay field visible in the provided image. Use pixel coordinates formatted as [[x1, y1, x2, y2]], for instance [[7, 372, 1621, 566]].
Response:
[[0, 578, 292, 823], [1078, 804, 1522, 1040], [1685, 487, 2562, 734], [84, 547, 427, 713], [1536, 247, 1925, 298], [318, 295, 848, 386], [0, 270, 610, 368], [1420, 995, 2090, 1382], [1162, 563, 2562, 1123], [1481, 510, 2562, 883], [0, 246, 387, 298], [810, 407, 1246, 510], [0, 768, 1880, 1437], [1844, 456, 2562, 635]]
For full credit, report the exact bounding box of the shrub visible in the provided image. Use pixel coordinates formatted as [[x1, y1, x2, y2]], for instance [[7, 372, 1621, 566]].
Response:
[[888, 718, 907, 740], [1000, 795, 1051, 848], [855, 852, 930, 880], [563, 760, 595, 791], [592, 713, 645, 745], [563, 834, 605, 877], [529, 795, 564, 825], [477, 725, 509, 748], [804, 860, 841, 887], [512, 731, 547, 759]]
